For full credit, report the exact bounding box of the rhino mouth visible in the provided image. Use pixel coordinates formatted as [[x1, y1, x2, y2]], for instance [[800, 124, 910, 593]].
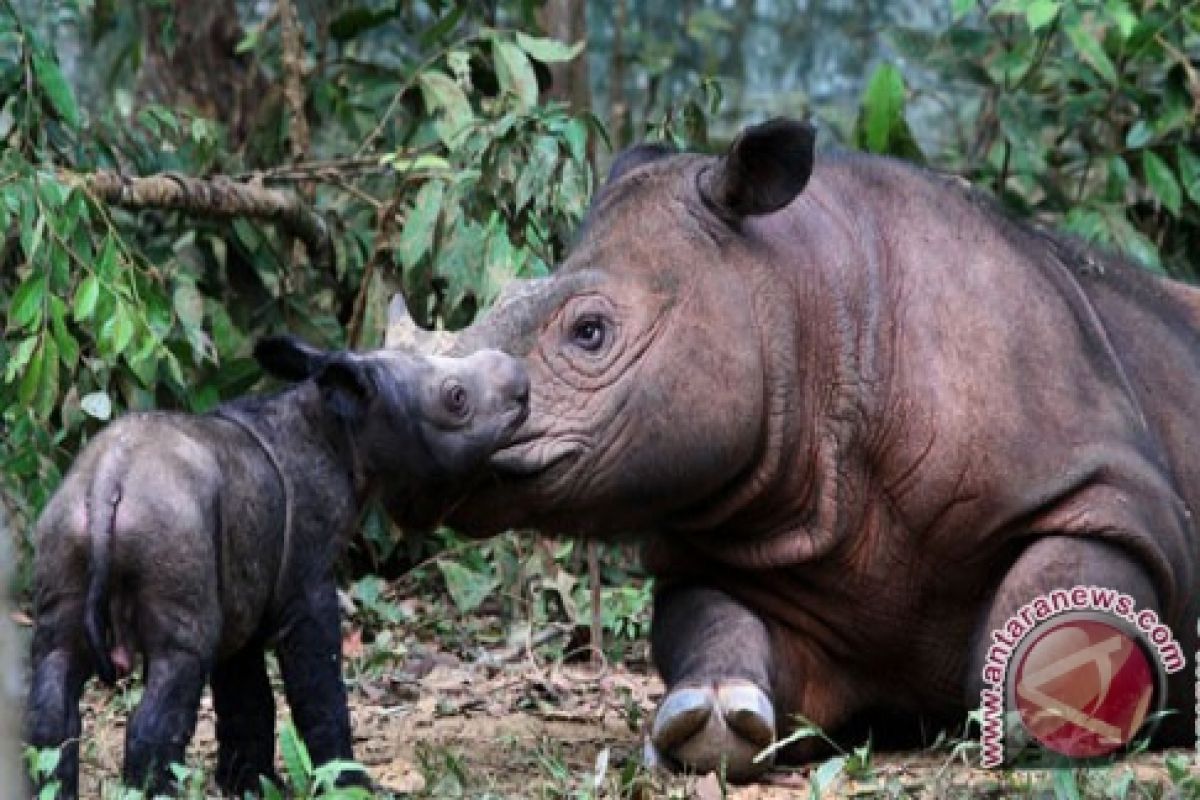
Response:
[[489, 436, 587, 479]]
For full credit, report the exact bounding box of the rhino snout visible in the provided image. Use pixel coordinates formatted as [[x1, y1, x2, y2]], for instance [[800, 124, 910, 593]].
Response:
[[471, 349, 530, 431]]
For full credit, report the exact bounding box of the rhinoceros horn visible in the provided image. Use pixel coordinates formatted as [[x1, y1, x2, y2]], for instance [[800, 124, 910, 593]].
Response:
[[384, 293, 455, 355]]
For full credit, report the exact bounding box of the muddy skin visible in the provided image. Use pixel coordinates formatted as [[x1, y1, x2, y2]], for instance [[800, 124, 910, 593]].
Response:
[[25, 339, 528, 798], [389, 119, 1200, 781]]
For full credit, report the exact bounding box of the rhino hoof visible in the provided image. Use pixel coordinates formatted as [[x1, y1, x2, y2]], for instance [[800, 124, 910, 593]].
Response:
[[647, 679, 775, 782]]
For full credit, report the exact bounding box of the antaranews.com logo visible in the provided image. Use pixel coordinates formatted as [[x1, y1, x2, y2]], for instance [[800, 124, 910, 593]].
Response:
[[978, 585, 1185, 767]]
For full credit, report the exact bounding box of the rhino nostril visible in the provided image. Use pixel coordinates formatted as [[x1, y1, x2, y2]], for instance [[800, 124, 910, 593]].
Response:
[[514, 378, 530, 407]]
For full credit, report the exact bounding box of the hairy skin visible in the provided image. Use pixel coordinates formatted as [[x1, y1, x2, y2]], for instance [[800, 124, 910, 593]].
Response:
[[25, 340, 527, 798], [393, 119, 1200, 780]]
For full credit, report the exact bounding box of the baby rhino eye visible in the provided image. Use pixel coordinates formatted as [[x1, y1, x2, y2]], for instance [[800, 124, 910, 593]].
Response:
[[440, 379, 470, 418], [570, 317, 606, 352]]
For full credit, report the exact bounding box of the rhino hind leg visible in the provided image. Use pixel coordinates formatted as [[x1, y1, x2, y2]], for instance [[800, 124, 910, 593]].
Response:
[[648, 584, 776, 781], [123, 649, 210, 795], [969, 534, 1194, 744], [25, 621, 91, 800], [213, 642, 280, 795]]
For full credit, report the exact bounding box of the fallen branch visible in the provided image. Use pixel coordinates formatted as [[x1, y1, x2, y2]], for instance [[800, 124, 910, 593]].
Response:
[[488, 625, 569, 665], [77, 170, 335, 275]]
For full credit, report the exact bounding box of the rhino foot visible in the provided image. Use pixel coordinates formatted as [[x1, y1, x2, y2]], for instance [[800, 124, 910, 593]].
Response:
[[645, 679, 775, 782]]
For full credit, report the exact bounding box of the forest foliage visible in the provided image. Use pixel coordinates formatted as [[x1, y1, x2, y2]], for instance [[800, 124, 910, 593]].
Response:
[[1, 0, 1198, 609]]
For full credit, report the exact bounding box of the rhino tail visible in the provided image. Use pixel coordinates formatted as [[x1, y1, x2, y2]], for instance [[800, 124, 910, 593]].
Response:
[[83, 460, 124, 687]]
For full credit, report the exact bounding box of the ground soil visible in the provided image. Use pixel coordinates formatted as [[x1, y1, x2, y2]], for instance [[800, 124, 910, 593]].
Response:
[[69, 647, 1197, 799]]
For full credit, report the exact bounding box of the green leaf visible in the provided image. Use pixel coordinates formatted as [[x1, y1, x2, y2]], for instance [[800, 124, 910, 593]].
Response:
[[278, 722, 312, 795], [1024, 0, 1061, 31], [812, 755, 848, 794], [383, 153, 451, 173], [20, 215, 45, 265], [9, 273, 46, 330], [952, 0, 978, 18], [515, 136, 559, 212], [1125, 120, 1152, 149], [436, 217, 487, 310], [49, 296, 78, 370], [1143, 150, 1182, 215], [515, 32, 584, 63], [950, 0, 979, 18], [18, 337, 43, 409], [493, 39, 539, 111], [1066, 20, 1118, 84], [482, 222, 518, 305], [859, 64, 906, 154], [397, 181, 444, 270], [1176, 146, 1200, 207], [681, 100, 708, 149], [73, 275, 99, 321], [96, 234, 119, 281], [560, 117, 589, 165], [437, 560, 498, 614], [420, 6, 465, 49], [419, 71, 473, 148], [81, 391, 112, 421], [173, 280, 204, 329], [31, 51, 80, 127], [329, 5, 401, 41], [259, 775, 285, 800], [1051, 768, 1081, 800], [1104, 0, 1137, 40], [103, 302, 136, 356], [5, 335, 38, 383], [35, 335, 59, 420]]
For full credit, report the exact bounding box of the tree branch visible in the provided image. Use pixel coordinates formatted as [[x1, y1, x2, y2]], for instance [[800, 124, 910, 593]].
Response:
[[77, 170, 335, 274], [278, 0, 311, 176]]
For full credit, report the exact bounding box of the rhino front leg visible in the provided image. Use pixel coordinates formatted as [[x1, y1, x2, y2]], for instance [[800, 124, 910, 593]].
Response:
[[649, 584, 777, 781], [25, 625, 91, 800], [212, 642, 280, 795], [276, 579, 368, 787]]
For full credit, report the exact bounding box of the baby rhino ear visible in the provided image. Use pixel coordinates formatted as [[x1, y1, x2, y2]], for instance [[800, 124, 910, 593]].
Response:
[[254, 335, 328, 381], [254, 335, 376, 423], [701, 118, 816, 223], [315, 357, 377, 425]]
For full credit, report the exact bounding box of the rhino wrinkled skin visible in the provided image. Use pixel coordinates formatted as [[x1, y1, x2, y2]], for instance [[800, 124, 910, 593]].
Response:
[[25, 339, 527, 797], [390, 118, 1200, 779]]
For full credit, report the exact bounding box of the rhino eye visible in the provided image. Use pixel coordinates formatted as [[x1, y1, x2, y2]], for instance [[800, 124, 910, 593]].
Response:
[[570, 317, 607, 352], [440, 379, 470, 418]]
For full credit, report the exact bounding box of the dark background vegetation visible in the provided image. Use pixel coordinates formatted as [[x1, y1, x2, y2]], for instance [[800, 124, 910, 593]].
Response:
[[0, 0, 1197, 764]]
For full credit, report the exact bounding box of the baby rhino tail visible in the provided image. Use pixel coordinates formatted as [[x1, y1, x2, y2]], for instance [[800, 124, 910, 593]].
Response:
[[83, 458, 124, 686]]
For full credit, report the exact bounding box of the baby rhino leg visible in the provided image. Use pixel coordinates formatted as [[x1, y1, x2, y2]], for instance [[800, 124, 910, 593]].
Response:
[[212, 643, 280, 795], [648, 584, 776, 781]]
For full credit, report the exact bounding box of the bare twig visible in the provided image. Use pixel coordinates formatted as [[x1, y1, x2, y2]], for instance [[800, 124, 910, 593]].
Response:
[[278, 0, 311, 172], [346, 197, 401, 348], [588, 541, 603, 669], [490, 625, 568, 665], [236, 156, 392, 183], [76, 170, 335, 274]]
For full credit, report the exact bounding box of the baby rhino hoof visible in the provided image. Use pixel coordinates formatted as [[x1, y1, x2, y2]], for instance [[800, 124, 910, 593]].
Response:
[[646, 680, 775, 782]]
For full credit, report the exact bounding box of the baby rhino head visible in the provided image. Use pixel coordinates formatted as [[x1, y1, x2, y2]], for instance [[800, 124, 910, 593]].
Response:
[[254, 335, 529, 488]]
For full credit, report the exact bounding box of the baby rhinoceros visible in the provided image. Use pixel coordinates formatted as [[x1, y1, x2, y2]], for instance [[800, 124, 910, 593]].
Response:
[[26, 337, 528, 798]]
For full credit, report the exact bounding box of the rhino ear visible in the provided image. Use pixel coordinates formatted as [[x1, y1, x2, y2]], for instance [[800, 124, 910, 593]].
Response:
[[701, 118, 816, 223], [254, 335, 328, 381], [605, 143, 676, 185]]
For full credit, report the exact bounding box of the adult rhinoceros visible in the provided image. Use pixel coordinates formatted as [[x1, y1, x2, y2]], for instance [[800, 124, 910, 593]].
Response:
[[389, 119, 1199, 779]]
